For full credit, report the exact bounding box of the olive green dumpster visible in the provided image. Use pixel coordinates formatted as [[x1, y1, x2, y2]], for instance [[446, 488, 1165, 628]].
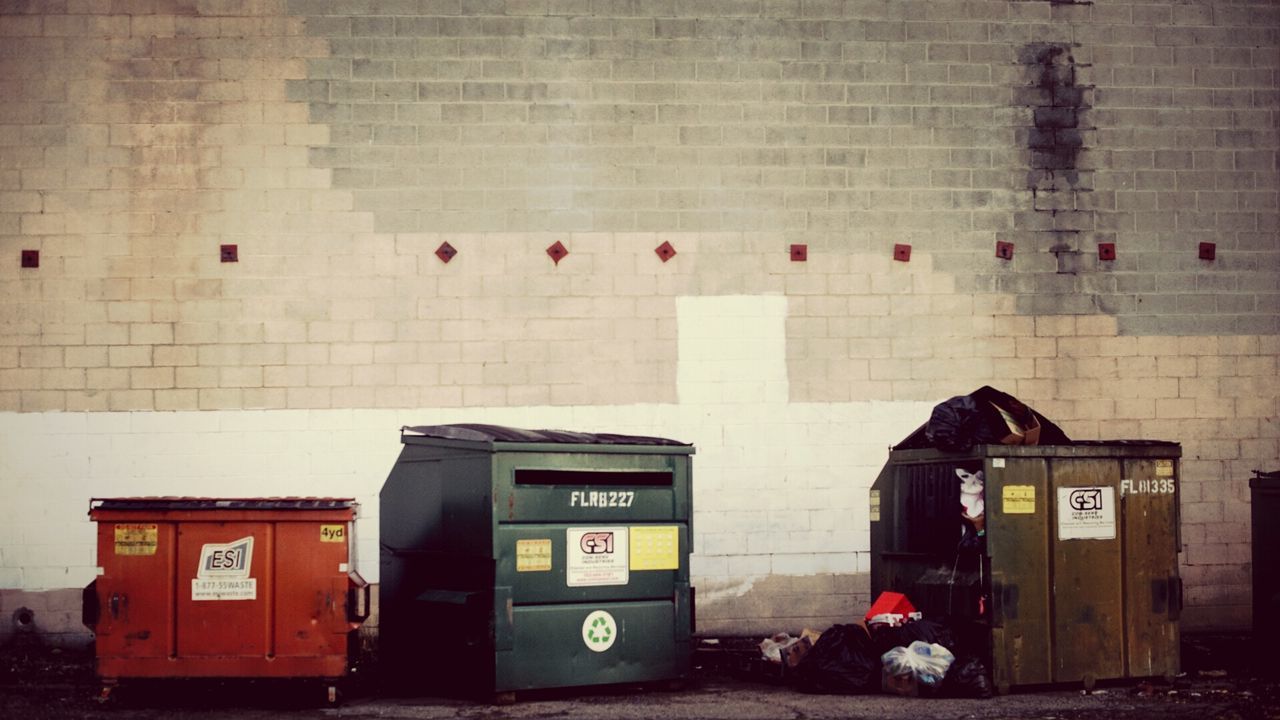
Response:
[[379, 424, 694, 697], [870, 441, 1182, 692], [1252, 469, 1280, 674]]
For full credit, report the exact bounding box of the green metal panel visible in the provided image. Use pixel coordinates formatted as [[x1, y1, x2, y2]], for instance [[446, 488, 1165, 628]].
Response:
[[496, 524, 689, 604], [495, 600, 687, 692], [492, 452, 691, 526], [986, 456, 1052, 689]]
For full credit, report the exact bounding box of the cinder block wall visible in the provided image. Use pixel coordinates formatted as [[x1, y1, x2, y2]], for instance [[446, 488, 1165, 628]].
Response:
[[0, 0, 1276, 644]]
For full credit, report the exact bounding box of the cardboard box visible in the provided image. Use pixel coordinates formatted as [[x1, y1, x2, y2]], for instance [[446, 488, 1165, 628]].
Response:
[[782, 635, 812, 668], [882, 670, 918, 696], [990, 401, 1041, 445]]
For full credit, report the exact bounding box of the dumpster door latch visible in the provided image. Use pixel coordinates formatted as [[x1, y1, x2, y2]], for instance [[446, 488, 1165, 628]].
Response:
[[1168, 576, 1183, 621]]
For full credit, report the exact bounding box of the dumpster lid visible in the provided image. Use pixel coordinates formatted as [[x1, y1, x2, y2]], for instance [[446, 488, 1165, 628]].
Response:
[[401, 423, 691, 447], [1064, 440, 1180, 447], [1252, 469, 1280, 489], [91, 497, 356, 511]]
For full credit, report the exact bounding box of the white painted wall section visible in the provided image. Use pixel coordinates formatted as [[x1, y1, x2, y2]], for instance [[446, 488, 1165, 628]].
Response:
[[0, 295, 930, 605]]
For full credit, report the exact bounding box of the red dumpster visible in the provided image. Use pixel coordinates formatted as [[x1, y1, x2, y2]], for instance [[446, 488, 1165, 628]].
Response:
[[84, 498, 369, 702]]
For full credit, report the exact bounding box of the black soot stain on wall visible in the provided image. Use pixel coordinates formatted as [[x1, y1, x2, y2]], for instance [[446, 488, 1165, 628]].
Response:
[[1020, 42, 1088, 193]]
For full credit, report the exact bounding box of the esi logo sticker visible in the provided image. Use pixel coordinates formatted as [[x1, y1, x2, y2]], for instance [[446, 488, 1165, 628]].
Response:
[[192, 536, 257, 601], [581, 610, 617, 652]]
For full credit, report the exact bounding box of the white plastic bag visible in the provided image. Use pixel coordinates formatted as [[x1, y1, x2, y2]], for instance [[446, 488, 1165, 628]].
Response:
[[881, 640, 956, 695], [759, 633, 799, 663]]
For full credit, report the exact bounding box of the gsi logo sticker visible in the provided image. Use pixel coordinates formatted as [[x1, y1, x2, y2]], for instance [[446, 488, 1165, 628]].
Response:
[[566, 527, 629, 587], [1057, 486, 1116, 541], [579, 532, 615, 555], [1068, 488, 1103, 512]]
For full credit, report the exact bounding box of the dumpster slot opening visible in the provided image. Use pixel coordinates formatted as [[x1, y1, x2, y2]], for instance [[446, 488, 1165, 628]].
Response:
[[514, 469, 673, 486]]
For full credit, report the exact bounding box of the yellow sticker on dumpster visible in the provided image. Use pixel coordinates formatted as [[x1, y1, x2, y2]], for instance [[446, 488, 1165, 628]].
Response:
[[516, 539, 552, 572], [629, 526, 679, 571], [320, 525, 346, 542], [114, 524, 158, 555], [1002, 485, 1036, 514], [1155, 459, 1174, 478]]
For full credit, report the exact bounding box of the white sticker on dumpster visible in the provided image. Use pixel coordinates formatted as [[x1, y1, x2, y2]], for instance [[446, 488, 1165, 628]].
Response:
[[192, 536, 257, 600], [1057, 487, 1116, 540], [582, 610, 617, 652], [566, 527, 629, 587]]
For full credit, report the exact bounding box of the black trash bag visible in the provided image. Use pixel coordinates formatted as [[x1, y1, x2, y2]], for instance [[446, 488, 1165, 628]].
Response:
[[942, 655, 993, 698], [924, 395, 1009, 452], [899, 385, 1072, 452], [957, 521, 986, 553], [792, 624, 881, 694], [869, 618, 957, 658]]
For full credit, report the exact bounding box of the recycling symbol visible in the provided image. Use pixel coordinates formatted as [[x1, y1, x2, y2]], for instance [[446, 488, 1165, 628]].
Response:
[[587, 616, 611, 643], [581, 610, 617, 652]]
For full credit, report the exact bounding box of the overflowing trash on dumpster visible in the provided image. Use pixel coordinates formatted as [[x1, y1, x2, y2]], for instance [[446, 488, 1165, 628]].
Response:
[[739, 591, 994, 698], [713, 386, 1181, 699], [866, 386, 1182, 692]]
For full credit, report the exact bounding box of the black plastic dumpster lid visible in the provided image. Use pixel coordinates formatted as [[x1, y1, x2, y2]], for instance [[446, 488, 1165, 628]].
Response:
[[91, 497, 355, 511], [893, 386, 1071, 450], [1252, 469, 1280, 489], [401, 423, 690, 447]]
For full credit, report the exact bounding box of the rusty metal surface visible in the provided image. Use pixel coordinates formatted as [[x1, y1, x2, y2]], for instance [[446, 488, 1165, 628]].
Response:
[[88, 501, 361, 682], [1050, 458, 1125, 684], [1122, 458, 1181, 679], [873, 444, 1182, 691], [986, 456, 1051, 689]]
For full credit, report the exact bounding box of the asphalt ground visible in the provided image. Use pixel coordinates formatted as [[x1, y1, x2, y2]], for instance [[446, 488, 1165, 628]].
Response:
[[1, 633, 1276, 720]]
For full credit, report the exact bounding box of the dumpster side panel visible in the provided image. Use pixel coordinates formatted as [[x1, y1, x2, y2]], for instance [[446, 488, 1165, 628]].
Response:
[[93, 521, 178, 664], [1121, 457, 1181, 679], [379, 449, 497, 691], [986, 457, 1052, 689], [1253, 472, 1280, 667], [379, 447, 447, 554], [273, 520, 351, 660], [1050, 459, 1124, 684], [868, 462, 892, 600]]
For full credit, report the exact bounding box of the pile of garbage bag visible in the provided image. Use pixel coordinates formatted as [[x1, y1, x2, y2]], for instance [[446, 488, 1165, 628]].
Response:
[[755, 593, 992, 698]]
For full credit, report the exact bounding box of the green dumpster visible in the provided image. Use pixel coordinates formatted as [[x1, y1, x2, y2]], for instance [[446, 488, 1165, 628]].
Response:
[[870, 441, 1182, 692], [379, 424, 694, 697], [1252, 469, 1280, 674]]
